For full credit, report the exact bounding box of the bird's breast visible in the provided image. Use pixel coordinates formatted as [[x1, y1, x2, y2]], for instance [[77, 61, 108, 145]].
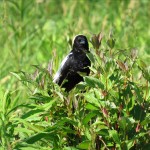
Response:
[[71, 55, 90, 72]]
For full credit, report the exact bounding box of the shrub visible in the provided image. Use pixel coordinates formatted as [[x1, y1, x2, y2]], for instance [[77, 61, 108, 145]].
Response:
[[1, 31, 149, 150]]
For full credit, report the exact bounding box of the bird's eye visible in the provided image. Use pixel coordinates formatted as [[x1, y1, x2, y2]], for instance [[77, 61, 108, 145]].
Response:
[[79, 39, 85, 44]]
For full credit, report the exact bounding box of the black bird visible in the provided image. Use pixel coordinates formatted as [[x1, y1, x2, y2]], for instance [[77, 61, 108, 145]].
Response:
[[53, 35, 91, 92]]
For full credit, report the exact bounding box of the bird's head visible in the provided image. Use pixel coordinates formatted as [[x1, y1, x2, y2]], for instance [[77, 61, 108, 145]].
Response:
[[72, 35, 89, 53]]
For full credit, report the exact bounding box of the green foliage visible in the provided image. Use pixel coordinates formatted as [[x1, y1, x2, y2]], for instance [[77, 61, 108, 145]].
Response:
[[0, 0, 150, 149]]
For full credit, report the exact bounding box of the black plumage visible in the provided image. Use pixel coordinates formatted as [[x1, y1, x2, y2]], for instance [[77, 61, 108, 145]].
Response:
[[53, 35, 91, 92]]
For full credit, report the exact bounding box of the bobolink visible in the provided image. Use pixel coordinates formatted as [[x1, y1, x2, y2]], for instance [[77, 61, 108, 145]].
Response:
[[53, 35, 91, 92]]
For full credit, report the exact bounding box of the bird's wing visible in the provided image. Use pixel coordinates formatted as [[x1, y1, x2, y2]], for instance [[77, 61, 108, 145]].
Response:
[[53, 52, 73, 85]]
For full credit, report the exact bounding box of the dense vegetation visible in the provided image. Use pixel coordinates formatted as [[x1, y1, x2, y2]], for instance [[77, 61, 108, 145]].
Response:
[[0, 0, 149, 149]]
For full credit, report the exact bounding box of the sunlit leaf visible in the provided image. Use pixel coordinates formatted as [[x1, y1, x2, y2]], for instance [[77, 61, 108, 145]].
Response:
[[109, 130, 121, 144], [82, 111, 97, 125], [85, 103, 99, 110], [84, 93, 100, 108], [84, 76, 104, 89], [77, 140, 90, 149]]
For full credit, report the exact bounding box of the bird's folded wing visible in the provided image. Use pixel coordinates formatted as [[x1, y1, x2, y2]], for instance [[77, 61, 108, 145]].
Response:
[[53, 53, 73, 85]]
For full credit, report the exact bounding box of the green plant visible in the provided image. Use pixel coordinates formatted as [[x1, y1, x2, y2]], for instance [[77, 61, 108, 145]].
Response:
[[2, 31, 148, 150], [0, 0, 149, 149]]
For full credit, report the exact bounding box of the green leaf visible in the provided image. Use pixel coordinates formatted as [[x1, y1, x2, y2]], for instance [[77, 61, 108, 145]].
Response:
[[137, 59, 147, 69], [24, 132, 58, 144], [21, 109, 43, 119], [130, 104, 146, 121], [82, 111, 97, 125], [14, 142, 49, 150], [119, 117, 135, 131], [107, 38, 115, 49], [30, 93, 53, 102], [50, 118, 77, 129], [141, 116, 150, 126], [84, 76, 104, 89], [109, 130, 121, 144], [132, 84, 143, 103], [4, 91, 11, 114], [77, 140, 90, 149], [128, 96, 135, 111], [85, 103, 99, 110], [10, 71, 21, 80], [97, 129, 109, 136], [87, 52, 95, 63], [84, 93, 100, 108], [32, 65, 48, 73], [137, 59, 150, 81], [125, 140, 134, 149], [64, 147, 79, 150], [15, 127, 34, 134], [118, 117, 126, 131]]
